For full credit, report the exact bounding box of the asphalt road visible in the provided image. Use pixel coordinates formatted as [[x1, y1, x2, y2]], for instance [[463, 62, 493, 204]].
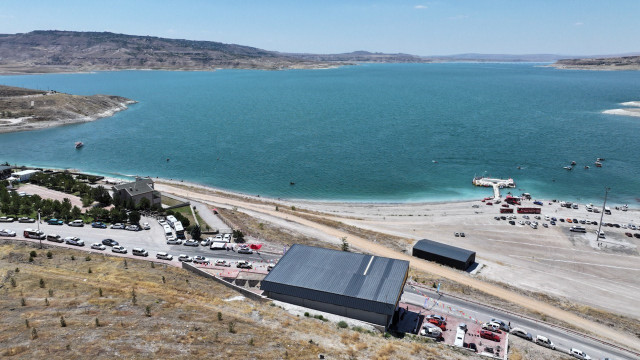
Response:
[[0, 218, 279, 269], [403, 285, 636, 360]]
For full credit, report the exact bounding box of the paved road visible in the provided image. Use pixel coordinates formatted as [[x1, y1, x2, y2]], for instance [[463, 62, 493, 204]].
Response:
[[162, 193, 232, 233], [403, 285, 636, 360], [0, 219, 278, 270]]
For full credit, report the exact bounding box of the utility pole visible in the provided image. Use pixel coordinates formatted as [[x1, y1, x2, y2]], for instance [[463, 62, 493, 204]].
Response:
[[596, 187, 610, 244], [37, 209, 42, 249]]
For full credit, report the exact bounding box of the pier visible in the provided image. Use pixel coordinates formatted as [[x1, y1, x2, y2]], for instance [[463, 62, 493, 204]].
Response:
[[472, 177, 516, 199]]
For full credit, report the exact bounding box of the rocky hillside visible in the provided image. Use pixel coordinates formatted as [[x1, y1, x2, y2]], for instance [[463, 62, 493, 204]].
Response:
[[552, 56, 640, 70], [285, 51, 431, 63], [0, 30, 334, 73], [0, 85, 135, 133]]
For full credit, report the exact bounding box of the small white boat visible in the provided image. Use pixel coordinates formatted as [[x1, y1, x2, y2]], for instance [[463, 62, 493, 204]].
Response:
[[75, 141, 84, 149], [563, 166, 572, 170], [595, 161, 602, 167]]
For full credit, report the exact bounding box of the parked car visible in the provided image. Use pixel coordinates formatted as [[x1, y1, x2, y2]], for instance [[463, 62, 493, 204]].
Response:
[[238, 247, 254, 254], [214, 234, 223, 241], [91, 221, 107, 228], [215, 259, 231, 267], [510, 328, 532, 340], [460, 232, 465, 237], [480, 330, 500, 342], [535, 335, 555, 350], [183, 239, 199, 247], [68, 219, 85, 227], [0, 229, 17, 237], [236, 260, 253, 269], [569, 348, 591, 360], [178, 254, 192, 262], [166, 237, 182, 245], [91, 243, 106, 250], [223, 233, 232, 242], [267, 264, 274, 272], [18, 217, 35, 223], [112, 245, 127, 254], [125, 224, 140, 231], [193, 255, 209, 264], [490, 319, 510, 331], [142, 222, 150, 230], [200, 238, 212, 247], [427, 318, 447, 331], [110, 223, 125, 229], [454, 232, 460, 237], [509, 220, 515, 225], [425, 314, 446, 323], [156, 252, 173, 260], [47, 218, 64, 225], [65, 236, 84, 246], [463, 342, 477, 352], [420, 323, 443, 339], [132, 248, 149, 257], [102, 238, 119, 247], [481, 322, 501, 333], [47, 234, 63, 242], [0, 216, 15, 222]]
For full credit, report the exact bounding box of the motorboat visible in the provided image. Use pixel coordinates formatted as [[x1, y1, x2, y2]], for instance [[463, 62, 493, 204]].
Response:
[[570, 161, 576, 166], [75, 141, 84, 149], [563, 166, 572, 170], [584, 165, 590, 169], [595, 161, 602, 167]]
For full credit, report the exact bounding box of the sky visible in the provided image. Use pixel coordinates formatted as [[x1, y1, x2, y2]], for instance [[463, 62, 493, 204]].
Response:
[[0, 0, 638, 56]]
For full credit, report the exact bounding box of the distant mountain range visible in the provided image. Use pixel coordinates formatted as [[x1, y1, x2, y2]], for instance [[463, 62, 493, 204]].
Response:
[[0, 30, 638, 73]]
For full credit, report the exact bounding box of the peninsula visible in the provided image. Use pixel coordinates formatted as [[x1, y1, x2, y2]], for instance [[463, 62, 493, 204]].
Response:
[[551, 55, 640, 70], [0, 85, 135, 133]]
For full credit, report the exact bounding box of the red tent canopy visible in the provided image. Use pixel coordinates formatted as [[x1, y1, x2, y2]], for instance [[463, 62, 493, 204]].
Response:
[[249, 243, 263, 250]]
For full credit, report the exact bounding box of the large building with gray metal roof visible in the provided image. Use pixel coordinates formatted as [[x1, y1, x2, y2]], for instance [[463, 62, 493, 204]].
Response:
[[260, 244, 409, 329], [412, 239, 475, 270]]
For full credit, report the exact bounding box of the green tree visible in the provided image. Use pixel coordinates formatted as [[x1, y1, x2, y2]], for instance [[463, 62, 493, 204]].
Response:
[[128, 210, 141, 225], [233, 229, 245, 243], [138, 197, 150, 210], [70, 206, 82, 220], [190, 225, 202, 240], [341, 237, 350, 252]]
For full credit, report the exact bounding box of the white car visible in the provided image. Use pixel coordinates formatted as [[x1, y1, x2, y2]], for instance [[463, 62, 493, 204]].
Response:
[[193, 255, 209, 264], [65, 236, 84, 246], [111, 223, 125, 229], [570, 348, 591, 360], [183, 239, 199, 247], [200, 238, 212, 247], [142, 222, 150, 230], [223, 233, 232, 242], [236, 260, 253, 269], [112, 245, 127, 254], [156, 252, 173, 260], [238, 247, 253, 254], [125, 224, 140, 231], [178, 254, 192, 262], [0, 229, 17, 237], [215, 259, 231, 267], [68, 219, 84, 227], [91, 243, 106, 250], [214, 234, 223, 241], [158, 219, 167, 226], [166, 237, 182, 245]]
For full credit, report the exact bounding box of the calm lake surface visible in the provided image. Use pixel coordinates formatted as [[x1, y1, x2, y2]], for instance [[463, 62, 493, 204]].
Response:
[[1, 63, 639, 205]]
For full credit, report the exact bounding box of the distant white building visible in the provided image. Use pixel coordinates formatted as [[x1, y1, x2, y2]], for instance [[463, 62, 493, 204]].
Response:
[[13, 169, 41, 182]]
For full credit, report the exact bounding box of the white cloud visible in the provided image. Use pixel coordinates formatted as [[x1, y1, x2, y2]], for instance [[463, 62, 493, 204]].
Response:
[[414, 5, 428, 9], [574, 22, 584, 26]]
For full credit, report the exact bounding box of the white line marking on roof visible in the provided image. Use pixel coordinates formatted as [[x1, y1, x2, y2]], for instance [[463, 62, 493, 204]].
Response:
[[363, 255, 375, 276]]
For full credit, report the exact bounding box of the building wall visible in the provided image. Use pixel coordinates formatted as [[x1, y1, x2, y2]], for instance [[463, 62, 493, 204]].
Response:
[[412, 248, 469, 270], [265, 291, 391, 327]]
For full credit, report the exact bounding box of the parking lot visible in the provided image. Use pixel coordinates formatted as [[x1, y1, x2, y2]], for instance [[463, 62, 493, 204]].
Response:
[[0, 217, 280, 270]]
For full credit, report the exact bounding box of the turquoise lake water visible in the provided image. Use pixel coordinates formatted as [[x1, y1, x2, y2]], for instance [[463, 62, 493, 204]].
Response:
[[1, 63, 639, 205]]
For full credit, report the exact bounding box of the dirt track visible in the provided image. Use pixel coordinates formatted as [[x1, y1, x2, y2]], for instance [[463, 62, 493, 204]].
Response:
[[155, 182, 640, 352]]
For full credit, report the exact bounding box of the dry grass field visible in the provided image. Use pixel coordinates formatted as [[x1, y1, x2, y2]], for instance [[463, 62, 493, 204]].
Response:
[[0, 240, 488, 359]]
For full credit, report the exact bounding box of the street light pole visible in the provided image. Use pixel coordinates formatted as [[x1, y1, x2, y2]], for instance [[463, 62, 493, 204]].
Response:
[[596, 187, 610, 246], [37, 208, 42, 249]]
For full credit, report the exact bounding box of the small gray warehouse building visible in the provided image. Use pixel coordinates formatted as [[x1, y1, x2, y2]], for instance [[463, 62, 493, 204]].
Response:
[[412, 239, 476, 270], [260, 244, 409, 329]]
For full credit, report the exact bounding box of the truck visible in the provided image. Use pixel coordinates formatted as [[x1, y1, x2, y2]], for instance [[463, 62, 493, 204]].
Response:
[[210, 241, 227, 250]]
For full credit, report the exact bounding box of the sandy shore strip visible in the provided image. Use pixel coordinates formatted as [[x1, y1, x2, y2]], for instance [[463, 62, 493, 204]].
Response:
[[603, 108, 640, 117]]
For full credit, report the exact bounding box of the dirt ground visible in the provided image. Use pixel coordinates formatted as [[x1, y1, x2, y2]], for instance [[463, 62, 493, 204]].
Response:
[[153, 180, 640, 352]]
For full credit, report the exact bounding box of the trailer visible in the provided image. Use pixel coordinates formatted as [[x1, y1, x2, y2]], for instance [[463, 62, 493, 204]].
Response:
[[517, 207, 541, 214]]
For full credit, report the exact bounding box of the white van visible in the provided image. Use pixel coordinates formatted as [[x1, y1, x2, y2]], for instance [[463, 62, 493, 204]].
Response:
[[23, 228, 46, 239], [535, 335, 555, 350], [68, 219, 84, 227], [454, 327, 466, 347], [132, 248, 149, 257]]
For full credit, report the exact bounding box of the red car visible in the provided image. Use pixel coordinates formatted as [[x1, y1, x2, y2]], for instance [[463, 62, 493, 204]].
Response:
[[486, 202, 493, 206], [501, 204, 510, 208], [427, 318, 446, 331], [480, 330, 501, 342]]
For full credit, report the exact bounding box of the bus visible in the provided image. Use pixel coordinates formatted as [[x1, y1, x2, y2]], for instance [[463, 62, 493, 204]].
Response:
[[517, 207, 541, 214], [166, 215, 178, 228], [23, 228, 46, 239], [174, 221, 185, 239]]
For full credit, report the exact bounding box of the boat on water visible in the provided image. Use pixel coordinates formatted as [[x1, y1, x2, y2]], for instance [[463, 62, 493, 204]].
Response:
[[597, 158, 605, 161], [75, 141, 84, 149], [595, 161, 602, 167], [584, 165, 590, 169], [571, 161, 576, 166], [563, 166, 572, 170]]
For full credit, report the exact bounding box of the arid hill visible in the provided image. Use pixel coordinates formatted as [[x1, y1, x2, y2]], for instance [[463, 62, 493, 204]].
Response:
[[552, 56, 640, 70], [0, 85, 135, 133], [0, 30, 337, 73]]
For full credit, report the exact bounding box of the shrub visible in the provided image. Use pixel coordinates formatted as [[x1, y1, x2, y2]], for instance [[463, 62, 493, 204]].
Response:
[[45, 298, 49, 306], [28, 256, 34, 263], [85, 256, 91, 261], [25, 319, 29, 328], [21, 297, 26, 306], [304, 312, 310, 317], [99, 288, 103, 297], [145, 305, 151, 317], [95, 318, 101, 327], [10, 278, 16, 287], [48, 289, 53, 296], [228, 322, 236, 333], [60, 316, 66, 327], [88, 268, 92, 274], [70, 255, 75, 261], [217, 312, 223, 321], [30, 251, 37, 257], [337, 321, 348, 329], [14, 267, 19, 273], [31, 327, 38, 340], [161, 276, 165, 284], [46, 251, 52, 259]]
